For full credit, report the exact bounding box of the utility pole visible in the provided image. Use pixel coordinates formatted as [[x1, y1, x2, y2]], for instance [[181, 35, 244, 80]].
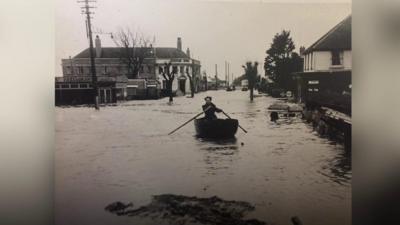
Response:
[[224, 61, 227, 87], [215, 64, 218, 90], [79, 0, 99, 110], [227, 62, 230, 86]]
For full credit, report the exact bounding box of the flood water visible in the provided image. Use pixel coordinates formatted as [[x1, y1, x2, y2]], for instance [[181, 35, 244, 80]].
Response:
[[55, 90, 351, 225]]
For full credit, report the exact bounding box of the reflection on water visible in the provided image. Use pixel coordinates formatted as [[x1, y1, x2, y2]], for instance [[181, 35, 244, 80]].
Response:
[[196, 137, 239, 174], [325, 151, 352, 185], [56, 90, 351, 225], [196, 136, 238, 145]]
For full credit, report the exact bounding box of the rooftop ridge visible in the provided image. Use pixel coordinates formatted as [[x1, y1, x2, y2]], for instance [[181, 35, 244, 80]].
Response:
[[304, 15, 351, 54]]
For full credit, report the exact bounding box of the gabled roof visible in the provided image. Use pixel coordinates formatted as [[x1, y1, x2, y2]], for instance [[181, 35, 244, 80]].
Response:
[[304, 15, 351, 54], [74, 47, 190, 59]]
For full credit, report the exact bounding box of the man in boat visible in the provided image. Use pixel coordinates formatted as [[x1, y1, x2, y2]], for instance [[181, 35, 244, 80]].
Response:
[[202, 96, 222, 120]]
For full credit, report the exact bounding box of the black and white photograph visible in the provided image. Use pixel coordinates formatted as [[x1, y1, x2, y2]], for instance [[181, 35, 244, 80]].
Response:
[[6, 0, 400, 225], [54, 1, 352, 225]]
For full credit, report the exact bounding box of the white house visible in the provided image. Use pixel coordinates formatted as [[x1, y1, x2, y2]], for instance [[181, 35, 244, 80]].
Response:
[[302, 15, 352, 73], [295, 15, 351, 114]]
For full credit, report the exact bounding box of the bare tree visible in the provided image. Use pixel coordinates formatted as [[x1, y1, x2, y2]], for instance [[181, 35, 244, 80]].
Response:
[[113, 27, 154, 79], [185, 67, 195, 98], [161, 62, 177, 103]]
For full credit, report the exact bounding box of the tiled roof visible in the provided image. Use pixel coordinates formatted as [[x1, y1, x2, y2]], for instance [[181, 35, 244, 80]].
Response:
[[74, 47, 190, 59], [304, 15, 351, 54]]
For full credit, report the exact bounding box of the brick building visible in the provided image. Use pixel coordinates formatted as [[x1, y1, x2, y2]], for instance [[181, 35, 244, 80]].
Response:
[[55, 37, 202, 105]]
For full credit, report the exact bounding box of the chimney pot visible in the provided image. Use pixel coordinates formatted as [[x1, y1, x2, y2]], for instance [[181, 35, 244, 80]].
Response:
[[177, 37, 182, 51], [95, 36, 102, 58], [186, 48, 190, 58]]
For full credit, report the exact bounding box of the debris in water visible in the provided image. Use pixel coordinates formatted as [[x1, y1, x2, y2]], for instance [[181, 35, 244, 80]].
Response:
[[270, 112, 279, 122], [104, 201, 133, 215], [105, 194, 267, 225], [291, 216, 303, 225]]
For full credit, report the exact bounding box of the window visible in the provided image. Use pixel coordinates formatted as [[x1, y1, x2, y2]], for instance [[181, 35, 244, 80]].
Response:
[[103, 66, 108, 74], [79, 84, 88, 88], [77, 66, 84, 74], [70, 84, 78, 88], [140, 65, 144, 73], [61, 84, 69, 89], [159, 66, 163, 74], [331, 50, 343, 65], [66, 66, 72, 75], [172, 66, 178, 73]]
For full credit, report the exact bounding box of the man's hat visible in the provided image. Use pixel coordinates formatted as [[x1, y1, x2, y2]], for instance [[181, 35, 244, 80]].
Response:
[[204, 96, 212, 101]]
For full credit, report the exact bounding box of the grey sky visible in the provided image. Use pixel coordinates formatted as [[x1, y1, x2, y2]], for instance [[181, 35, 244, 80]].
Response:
[[56, 0, 351, 79]]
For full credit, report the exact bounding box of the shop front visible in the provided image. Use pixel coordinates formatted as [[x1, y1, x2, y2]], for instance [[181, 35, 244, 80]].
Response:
[[55, 76, 127, 105]]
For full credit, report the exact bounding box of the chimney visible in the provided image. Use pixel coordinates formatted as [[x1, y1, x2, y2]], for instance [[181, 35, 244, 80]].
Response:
[[177, 37, 182, 51], [95, 35, 102, 58], [299, 46, 306, 56], [186, 48, 190, 58]]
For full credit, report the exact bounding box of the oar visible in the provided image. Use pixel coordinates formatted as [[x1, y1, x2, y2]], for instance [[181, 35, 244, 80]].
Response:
[[168, 106, 211, 135], [221, 111, 248, 133]]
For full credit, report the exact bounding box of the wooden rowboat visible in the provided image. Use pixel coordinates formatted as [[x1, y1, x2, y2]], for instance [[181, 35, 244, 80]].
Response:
[[194, 118, 238, 138]]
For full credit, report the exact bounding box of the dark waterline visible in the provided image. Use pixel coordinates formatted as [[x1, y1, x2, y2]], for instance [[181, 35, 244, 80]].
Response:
[[56, 90, 351, 225]]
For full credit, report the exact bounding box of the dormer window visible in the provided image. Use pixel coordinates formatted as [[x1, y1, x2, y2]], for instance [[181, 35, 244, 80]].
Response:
[[331, 50, 343, 66]]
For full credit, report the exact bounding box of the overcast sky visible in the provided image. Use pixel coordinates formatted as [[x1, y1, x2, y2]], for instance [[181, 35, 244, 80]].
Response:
[[56, 0, 351, 79]]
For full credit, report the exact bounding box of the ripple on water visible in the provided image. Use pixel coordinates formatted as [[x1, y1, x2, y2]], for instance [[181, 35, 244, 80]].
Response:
[[56, 90, 351, 225]]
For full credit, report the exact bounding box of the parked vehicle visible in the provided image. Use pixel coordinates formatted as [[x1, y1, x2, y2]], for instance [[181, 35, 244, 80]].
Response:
[[241, 79, 248, 91]]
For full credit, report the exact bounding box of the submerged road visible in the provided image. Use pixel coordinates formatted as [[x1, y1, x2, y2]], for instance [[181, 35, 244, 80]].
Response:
[[55, 90, 351, 225]]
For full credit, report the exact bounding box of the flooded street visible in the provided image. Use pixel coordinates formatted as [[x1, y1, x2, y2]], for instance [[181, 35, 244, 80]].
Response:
[[55, 90, 351, 225]]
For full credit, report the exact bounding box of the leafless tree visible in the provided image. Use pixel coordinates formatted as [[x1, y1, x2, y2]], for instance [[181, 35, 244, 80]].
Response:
[[113, 27, 154, 79], [161, 62, 177, 103]]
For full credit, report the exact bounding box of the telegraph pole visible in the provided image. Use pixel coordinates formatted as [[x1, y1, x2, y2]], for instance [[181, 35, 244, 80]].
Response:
[[224, 61, 227, 87], [227, 62, 230, 86], [79, 0, 99, 110], [215, 64, 218, 90]]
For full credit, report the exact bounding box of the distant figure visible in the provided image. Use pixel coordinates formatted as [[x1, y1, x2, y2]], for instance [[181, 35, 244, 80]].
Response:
[[270, 111, 279, 122], [202, 96, 222, 120]]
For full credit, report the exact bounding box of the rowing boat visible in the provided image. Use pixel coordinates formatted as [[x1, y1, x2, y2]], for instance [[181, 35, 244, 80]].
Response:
[[194, 118, 238, 138]]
